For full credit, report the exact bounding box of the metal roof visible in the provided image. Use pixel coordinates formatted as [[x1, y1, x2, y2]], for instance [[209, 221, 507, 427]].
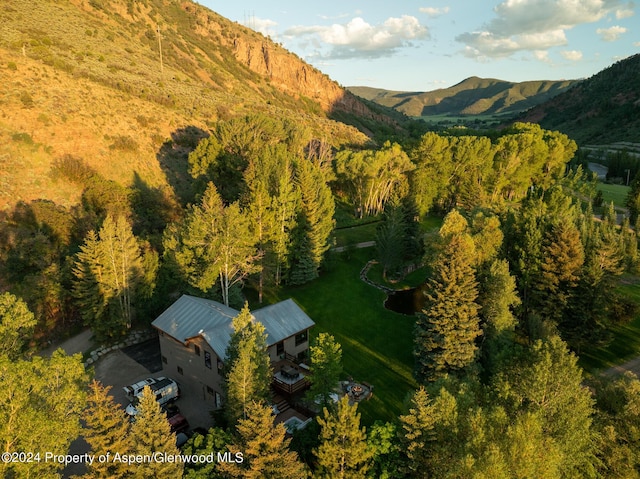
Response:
[[253, 299, 315, 345], [152, 295, 314, 360]]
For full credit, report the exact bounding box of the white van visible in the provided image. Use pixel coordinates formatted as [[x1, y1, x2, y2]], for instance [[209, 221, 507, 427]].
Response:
[[124, 377, 180, 416]]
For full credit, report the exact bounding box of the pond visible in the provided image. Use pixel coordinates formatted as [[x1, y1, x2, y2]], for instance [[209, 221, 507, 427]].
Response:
[[384, 288, 423, 315]]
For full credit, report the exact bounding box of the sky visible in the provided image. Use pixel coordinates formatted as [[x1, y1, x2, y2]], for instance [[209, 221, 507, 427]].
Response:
[[200, 0, 639, 92]]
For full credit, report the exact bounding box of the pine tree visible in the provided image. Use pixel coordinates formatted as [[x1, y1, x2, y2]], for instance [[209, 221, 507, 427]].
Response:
[[314, 395, 372, 478], [533, 221, 584, 323], [224, 304, 272, 426], [376, 200, 407, 280], [129, 386, 183, 479], [399, 387, 437, 477], [220, 401, 308, 478], [414, 210, 481, 382], [289, 160, 334, 285], [307, 333, 342, 409], [83, 380, 132, 479], [164, 182, 259, 306], [73, 215, 152, 341]]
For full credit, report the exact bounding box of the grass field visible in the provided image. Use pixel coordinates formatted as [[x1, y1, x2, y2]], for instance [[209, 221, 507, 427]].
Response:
[[596, 183, 631, 208], [254, 248, 418, 425], [579, 276, 640, 373]]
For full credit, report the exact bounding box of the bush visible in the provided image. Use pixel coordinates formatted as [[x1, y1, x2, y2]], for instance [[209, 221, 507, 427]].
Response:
[[50, 155, 97, 184], [109, 135, 139, 152]]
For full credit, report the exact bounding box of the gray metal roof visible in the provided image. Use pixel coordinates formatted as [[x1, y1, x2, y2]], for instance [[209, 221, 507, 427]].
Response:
[[253, 299, 315, 345], [152, 295, 314, 360]]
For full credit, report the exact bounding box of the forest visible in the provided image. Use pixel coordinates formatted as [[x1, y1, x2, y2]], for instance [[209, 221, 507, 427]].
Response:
[[3, 113, 640, 478]]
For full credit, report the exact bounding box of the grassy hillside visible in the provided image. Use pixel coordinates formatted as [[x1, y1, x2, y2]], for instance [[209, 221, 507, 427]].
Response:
[[349, 76, 577, 118], [520, 54, 640, 145], [0, 0, 389, 211]]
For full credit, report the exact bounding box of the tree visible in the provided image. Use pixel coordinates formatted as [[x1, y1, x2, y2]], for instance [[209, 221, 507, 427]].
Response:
[[220, 401, 308, 478], [73, 215, 155, 341], [224, 304, 272, 426], [164, 182, 259, 307], [414, 210, 481, 382], [495, 336, 596, 477], [376, 200, 407, 280], [0, 292, 36, 359], [128, 386, 183, 479], [533, 221, 584, 323], [334, 142, 413, 218], [314, 395, 373, 478], [478, 259, 520, 374], [83, 380, 132, 479], [182, 427, 232, 479], [398, 387, 438, 478], [289, 160, 334, 285], [307, 333, 342, 409], [0, 351, 88, 479]]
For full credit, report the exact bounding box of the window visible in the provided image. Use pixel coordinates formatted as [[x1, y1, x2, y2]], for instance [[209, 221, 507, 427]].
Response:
[[297, 349, 309, 361], [204, 351, 212, 369], [194, 344, 201, 356], [295, 330, 308, 346], [206, 386, 214, 395], [177, 366, 183, 375], [162, 355, 167, 364], [276, 341, 284, 356]]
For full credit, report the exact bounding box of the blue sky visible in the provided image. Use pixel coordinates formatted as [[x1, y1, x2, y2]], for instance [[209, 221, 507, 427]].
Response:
[[201, 0, 639, 91]]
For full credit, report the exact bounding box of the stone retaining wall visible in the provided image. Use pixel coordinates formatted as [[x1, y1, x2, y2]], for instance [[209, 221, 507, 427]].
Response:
[[84, 329, 157, 367]]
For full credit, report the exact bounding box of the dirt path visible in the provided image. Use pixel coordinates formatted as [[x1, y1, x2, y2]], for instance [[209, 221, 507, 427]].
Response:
[[39, 329, 94, 357], [603, 356, 640, 378]]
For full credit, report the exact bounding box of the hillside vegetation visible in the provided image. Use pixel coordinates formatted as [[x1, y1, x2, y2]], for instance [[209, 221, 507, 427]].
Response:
[[521, 53, 640, 145], [349, 76, 577, 117], [0, 0, 393, 211]]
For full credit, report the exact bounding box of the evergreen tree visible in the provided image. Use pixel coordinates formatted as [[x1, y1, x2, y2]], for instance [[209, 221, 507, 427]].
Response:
[[224, 304, 272, 425], [220, 401, 308, 478], [289, 160, 334, 285], [376, 200, 407, 280], [307, 333, 342, 409], [398, 387, 437, 478], [627, 171, 640, 225], [83, 380, 132, 479], [0, 292, 36, 359], [164, 182, 259, 307], [314, 395, 373, 478], [414, 210, 481, 382], [129, 386, 183, 479], [478, 259, 520, 374], [73, 215, 154, 341], [533, 221, 584, 323]]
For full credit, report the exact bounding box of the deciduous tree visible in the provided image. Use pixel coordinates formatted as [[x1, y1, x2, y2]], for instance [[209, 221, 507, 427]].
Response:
[[307, 333, 342, 409], [0, 292, 36, 359]]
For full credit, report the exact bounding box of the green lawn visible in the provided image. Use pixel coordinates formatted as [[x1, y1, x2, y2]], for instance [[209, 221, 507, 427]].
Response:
[[596, 183, 631, 208], [255, 249, 418, 424], [332, 222, 380, 248], [579, 277, 640, 373]]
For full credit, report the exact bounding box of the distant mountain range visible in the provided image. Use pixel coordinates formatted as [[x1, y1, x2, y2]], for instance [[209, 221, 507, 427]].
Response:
[[519, 54, 640, 144], [348, 77, 578, 117]]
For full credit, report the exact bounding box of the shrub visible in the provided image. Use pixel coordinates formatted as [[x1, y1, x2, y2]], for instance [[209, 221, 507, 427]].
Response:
[[109, 135, 139, 152], [50, 155, 97, 184]]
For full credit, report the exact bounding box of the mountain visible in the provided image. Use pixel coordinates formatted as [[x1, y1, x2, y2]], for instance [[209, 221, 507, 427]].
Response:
[[519, 54, 640, 145], [0, 0, 392, 211], [348, 77, 578, 117]]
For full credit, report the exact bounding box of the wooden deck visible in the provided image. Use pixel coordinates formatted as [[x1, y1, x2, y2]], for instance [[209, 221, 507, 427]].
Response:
[[272, 359, 310, 396]]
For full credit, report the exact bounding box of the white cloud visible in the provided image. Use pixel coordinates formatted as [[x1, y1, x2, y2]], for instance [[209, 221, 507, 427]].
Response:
[[561, 49, 583, 60], [284, 15, 429, 59], [457, 0, 622, 59], [634, 41, 640, 46], [251, 17, 278, 37], [616, 2, 635, 18], [419, 6, 450, 17], [597, 25, 627, 41]]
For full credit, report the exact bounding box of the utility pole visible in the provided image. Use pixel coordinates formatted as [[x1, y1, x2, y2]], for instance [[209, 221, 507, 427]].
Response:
[[156, 22, 163, 74]]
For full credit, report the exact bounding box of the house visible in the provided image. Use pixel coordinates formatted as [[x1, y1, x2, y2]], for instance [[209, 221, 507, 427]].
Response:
[[151, 295, 315, 408]]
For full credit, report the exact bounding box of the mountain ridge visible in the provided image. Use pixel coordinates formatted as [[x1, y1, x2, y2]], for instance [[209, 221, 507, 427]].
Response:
[[348, 76, 578, 117]]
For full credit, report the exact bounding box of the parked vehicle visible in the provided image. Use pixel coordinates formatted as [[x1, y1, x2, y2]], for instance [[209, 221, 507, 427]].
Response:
[[167, 413, 190, 434], [124, 377, 180, 416]]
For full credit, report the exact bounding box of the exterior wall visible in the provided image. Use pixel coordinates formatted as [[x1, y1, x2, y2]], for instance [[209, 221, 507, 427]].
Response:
[[157, 332, 225, 409], [267, 328, 311, 363]]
